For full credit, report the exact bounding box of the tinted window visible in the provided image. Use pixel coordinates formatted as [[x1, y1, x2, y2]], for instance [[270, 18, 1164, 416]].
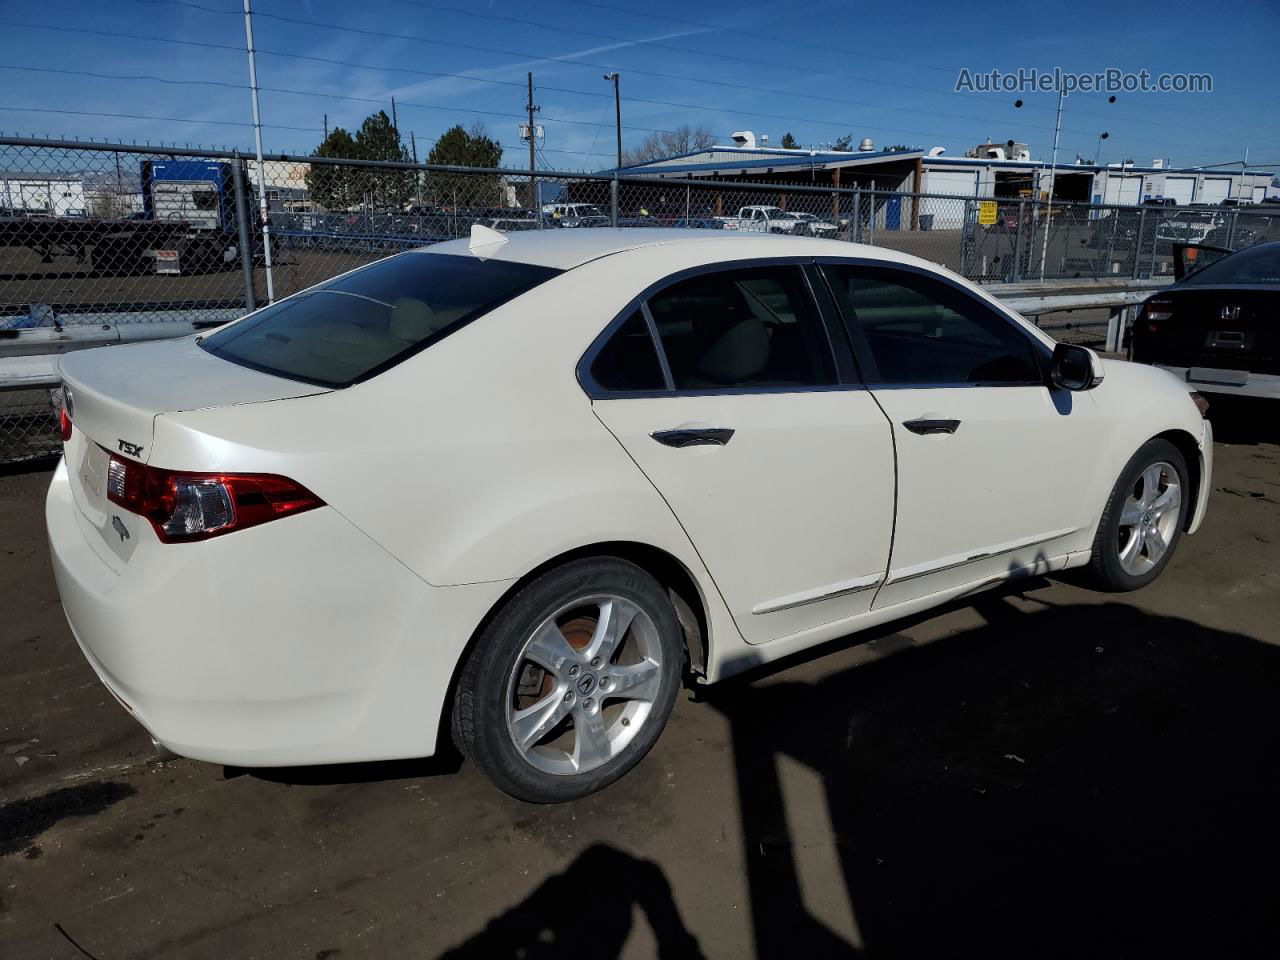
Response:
[[825, 266, 1041, 385], [590, 311, 666, 392], [646, 266, 835, 390], [201, 253, 559, 387], [1184, 243, 1280, 285]]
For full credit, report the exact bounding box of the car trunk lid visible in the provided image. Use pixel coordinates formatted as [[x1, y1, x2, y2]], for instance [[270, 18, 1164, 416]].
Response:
[[59, 335, 328, 568]]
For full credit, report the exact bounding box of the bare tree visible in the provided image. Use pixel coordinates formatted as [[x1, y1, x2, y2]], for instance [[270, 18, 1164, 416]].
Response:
[[621, 125, 716, 167]]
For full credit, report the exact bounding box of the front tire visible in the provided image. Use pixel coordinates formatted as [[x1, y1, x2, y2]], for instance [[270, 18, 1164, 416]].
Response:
[[1088, 438, 1189, 591], [451, 557, 683, 803]]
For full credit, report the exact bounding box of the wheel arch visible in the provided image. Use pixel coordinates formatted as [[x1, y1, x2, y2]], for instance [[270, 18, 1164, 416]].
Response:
[[435, 540, 712, 752], [1153, 427, 1204, 532]]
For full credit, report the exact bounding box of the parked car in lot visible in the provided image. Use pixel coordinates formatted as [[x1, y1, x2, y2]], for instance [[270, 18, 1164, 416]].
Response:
[[1131, 241, 1280, 400], [49, 229, 1212, 802], [720, 205, 838, 236], [542, 203, 609, 227]]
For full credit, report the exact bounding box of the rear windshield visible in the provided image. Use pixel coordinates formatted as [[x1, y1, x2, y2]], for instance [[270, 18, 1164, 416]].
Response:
[[200, 253, 560, 387], [1185, 244, 1280, 286]]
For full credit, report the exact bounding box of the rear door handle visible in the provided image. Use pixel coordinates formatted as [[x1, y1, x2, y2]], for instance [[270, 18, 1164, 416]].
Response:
[[651, 427, 735, 448], [902, 418, 961, 436]]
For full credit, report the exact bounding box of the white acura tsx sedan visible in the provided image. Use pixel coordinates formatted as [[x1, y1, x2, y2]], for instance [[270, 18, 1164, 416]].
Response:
[[48, 228, 1212, 802]]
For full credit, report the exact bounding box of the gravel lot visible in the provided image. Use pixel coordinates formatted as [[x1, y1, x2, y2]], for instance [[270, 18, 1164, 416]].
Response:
[[2, 400, 1277, 959]]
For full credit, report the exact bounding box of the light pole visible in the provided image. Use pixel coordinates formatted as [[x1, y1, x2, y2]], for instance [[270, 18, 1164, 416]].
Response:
[[1018, 93, 1114, 282], [1094, 131, 1110, 167], [241, 0, 275, 302], [603, 72, 621, 171]]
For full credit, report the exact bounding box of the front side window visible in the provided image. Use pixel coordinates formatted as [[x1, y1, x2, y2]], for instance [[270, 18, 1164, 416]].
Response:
[[823, 265, 1042, 385], [201, 253, 559, 387], [646, 266, 836, 390]]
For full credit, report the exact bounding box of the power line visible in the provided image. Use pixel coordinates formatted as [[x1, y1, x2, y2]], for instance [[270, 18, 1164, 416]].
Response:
[[0, 104, 322, 132], [201, 4, 1280, 150], [0, 56, 1247, 162], [5, 18, 1275, 158], [122, 3, 1086, 141], [557, 0, 1266, 131], [0, 63, 697, 137], [560, 0, 964, 77]]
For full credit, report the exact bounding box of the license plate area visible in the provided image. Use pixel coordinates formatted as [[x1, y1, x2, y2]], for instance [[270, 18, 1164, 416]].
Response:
[[1205, 329, 1254, 351], [1187, 367, 1249, 386]]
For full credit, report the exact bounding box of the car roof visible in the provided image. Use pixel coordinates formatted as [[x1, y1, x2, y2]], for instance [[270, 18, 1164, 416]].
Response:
[[416, 227, 916, 271]]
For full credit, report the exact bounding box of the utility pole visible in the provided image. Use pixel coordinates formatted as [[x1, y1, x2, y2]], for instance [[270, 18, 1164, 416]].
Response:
[[410, 131, 421, 209], [241, 0, 274, 302], [526, 72, 539, 214], [604, 72, 621, 169], [391, 96, 398, 131], [323, 113, 328, 140]]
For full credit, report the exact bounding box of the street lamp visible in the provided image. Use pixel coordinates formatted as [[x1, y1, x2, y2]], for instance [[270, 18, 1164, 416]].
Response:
[[1017, 94, 1115, 281], [1095, 131, 1110, 166], [603, 72, 621, 172]]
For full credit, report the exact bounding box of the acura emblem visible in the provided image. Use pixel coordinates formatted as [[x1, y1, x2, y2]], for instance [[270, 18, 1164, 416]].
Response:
[[1220, 305, 1241, 320]]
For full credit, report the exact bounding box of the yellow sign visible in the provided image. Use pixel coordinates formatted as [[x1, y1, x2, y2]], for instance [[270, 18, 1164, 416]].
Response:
[[978, 201, 998, 225]]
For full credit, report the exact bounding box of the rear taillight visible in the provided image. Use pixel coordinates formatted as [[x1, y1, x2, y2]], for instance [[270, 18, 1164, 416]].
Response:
[[59, 407, 73, 442], [105, 452, 323, 543], [1140, 300, 1174, 332]]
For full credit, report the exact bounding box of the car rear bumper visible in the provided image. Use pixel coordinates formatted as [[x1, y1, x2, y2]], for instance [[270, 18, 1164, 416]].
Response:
[[46, 458, 509, 767], [1157, 365, 1280, 401]]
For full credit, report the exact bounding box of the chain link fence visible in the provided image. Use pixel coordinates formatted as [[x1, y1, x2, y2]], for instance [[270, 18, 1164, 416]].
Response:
[[4, 136, 1279, 463]]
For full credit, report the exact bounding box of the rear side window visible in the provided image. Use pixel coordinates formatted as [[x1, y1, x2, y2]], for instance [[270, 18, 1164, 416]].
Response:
[[647, 266, 836, 390], [590, 311, 666, 392], [1184, 243, 1280, 285], [200, 253, 559, 387]]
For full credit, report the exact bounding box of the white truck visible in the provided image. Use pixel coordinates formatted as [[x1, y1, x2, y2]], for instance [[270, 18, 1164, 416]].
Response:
[[719, 205, 840, 237]]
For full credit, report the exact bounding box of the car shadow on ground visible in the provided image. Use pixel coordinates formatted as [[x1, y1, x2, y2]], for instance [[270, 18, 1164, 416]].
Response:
[[704, 594, 1280, 958], [433, 591, 1280, 958], [1205, 396, 1280, 446]]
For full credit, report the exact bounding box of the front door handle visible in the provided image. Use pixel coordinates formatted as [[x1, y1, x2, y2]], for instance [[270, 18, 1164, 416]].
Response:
[[902, 418, 961, 436], [651, 427, 735, 448]]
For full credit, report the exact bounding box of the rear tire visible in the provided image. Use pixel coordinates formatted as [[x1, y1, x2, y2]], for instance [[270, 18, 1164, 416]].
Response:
[[451, 557, 683, 803], [1088, 438, 1189, 592]]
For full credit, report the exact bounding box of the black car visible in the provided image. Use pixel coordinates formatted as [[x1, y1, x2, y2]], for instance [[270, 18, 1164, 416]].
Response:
[[1130, 241, 1280, 399]]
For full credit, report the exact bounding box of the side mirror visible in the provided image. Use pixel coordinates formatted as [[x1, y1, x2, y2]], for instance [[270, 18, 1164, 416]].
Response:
[[1050, 343, 1104, 391]]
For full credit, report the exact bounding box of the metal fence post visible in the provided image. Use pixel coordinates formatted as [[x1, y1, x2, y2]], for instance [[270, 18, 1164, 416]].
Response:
[[1133, 208, 1146, 279], [230, 152, 257, 313], [1148, 211, 1159, 277], [1226, 210, 1238, 248], [1012, 200, 1025, 281], [867, 190, 875, 246], [610, 175, 619, 227], [852, 187, 861, 243]]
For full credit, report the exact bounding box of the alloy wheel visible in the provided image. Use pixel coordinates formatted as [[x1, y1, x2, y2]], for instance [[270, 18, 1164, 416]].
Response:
[[1116, 461, 1181, 576], [504, 595, 664, 777]]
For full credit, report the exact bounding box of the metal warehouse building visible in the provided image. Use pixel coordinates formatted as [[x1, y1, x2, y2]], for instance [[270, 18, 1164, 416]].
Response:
[[615, 133, 1275, 209]]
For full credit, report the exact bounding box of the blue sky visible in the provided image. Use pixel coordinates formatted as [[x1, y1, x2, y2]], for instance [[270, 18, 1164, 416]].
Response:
[[2, 0, 1278, 172]]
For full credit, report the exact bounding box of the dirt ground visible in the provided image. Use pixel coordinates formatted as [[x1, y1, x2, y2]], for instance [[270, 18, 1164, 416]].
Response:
[[1, 400, 1277, 959]]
